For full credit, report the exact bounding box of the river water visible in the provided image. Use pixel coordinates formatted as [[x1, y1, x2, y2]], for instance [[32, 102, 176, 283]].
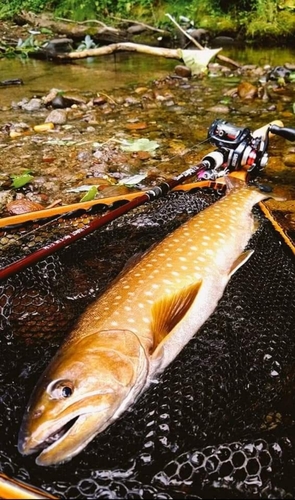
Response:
[[0, 46, 295, 97], [0, 45, 295, 209]]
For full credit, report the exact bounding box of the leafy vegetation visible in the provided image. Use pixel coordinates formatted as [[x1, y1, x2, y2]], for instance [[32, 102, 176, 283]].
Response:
[[0, 0, 295, 43], [10, 170, 34, 189]]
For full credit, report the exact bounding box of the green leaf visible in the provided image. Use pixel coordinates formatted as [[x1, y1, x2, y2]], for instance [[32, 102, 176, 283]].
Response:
[[40, 28, 53, 35], [11, 171, 34, 189], [179, 48, 222, 76], [80, 185, 98, 202], [119, 138, 159, 153]]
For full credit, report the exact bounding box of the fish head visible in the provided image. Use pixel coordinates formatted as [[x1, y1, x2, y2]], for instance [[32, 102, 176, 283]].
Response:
[[18, 329, 148, 466]]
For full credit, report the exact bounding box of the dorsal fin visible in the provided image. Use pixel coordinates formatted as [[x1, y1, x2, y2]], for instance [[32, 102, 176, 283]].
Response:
[[150, 280, 202, 351]]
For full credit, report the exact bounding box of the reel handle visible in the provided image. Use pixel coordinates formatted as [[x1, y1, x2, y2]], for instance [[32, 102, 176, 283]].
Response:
[[269, 124, 295, 142], [252, 120, 284, 138]]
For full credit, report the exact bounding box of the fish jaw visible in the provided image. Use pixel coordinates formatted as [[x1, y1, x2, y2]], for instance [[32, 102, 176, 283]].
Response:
[[18, 330, 148, 466]]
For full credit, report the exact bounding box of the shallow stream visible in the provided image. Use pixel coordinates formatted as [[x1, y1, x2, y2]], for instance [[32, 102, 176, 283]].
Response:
[[0, 45, 295, 211]]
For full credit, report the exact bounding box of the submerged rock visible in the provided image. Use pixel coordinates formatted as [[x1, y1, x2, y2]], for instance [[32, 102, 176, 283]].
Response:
[[45, 108, 68, 125]]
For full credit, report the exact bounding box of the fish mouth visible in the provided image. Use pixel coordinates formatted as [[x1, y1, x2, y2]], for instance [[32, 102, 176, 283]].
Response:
[[18, 409, 111, 466], [23, 415, 80, 454]]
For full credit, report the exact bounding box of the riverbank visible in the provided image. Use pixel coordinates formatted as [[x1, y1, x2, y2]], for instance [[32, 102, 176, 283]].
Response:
[[1, 1, 295, 50]]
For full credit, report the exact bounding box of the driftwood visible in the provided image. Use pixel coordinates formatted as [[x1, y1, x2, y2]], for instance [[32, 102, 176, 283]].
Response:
[[48, 42, 181, 61], [46, 40, 239, 71], [15, 11, 126, 44], [110, 16, 170, 35]]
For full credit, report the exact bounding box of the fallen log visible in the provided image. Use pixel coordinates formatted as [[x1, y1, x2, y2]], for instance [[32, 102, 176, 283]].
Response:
[[15, 10, 126, 43], [50, 42, 182, 60]]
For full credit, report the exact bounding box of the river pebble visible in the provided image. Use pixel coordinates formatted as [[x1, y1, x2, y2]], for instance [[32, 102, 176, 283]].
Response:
[[21, 98, 43, 112], [284, 153, 295, 167], [45, 109, 68, 124]]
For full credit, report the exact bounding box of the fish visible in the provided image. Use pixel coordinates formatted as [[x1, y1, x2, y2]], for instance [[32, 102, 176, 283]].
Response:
[[17, 177, 271, 466]]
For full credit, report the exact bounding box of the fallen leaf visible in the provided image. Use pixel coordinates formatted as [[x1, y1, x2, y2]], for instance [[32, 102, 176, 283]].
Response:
[[67, 185, 99, 193], [179, 48, 222, 76], [11, 171, 34, 189], [80, 186, 98, 202], [6, 199, 43, 215], [118, 174, 147, 186], [118, 138, 159, 153]]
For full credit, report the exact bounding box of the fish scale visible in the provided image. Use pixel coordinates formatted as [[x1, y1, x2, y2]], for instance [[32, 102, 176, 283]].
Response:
[[18, 178, 271, 466]]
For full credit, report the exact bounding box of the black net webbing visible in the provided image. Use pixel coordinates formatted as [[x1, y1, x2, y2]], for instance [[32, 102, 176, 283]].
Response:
[[0, 187, 295, 499]]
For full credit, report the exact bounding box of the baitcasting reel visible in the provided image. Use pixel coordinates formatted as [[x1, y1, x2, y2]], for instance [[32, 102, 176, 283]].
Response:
[[197, 118, 295, 180]]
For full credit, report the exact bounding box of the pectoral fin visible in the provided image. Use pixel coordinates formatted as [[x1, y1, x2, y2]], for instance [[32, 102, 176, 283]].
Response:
[[229, 249, 254, 278], [151, 280, 202, 351]]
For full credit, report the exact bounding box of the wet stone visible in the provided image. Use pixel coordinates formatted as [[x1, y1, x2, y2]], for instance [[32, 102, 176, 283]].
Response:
[[45, 108, 68, 124], [174, 65, 192, 78], [284, 153, 295, 167], [43, 38, 74, 54], [21, 98, 43, 112]]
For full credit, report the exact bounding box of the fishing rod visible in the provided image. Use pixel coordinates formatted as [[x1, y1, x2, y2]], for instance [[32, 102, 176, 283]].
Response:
[[0, 119, 294, 281]]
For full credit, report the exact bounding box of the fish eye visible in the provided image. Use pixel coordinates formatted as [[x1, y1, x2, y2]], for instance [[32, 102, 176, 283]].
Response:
[[61, 386, 73, 398], [47, 380, 74, 400]]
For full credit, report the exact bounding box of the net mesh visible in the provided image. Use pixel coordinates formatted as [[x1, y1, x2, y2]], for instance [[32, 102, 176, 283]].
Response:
[[0, 187, 295, 499]]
